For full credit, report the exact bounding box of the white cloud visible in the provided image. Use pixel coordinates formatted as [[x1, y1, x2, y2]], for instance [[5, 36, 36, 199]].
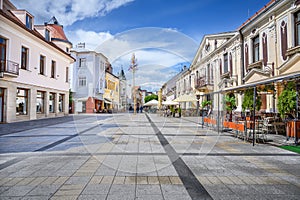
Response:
[[11, 0, 134, 26], [66, 27, 198, 91], [67, 29, 113, 50]]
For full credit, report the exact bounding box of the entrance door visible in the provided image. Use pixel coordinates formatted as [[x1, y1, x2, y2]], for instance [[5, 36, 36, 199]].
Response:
[[0, 88, 4, 122]]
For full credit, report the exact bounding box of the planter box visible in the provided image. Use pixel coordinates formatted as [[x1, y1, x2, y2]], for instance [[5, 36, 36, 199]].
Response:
[[286, 120, 300, 138]]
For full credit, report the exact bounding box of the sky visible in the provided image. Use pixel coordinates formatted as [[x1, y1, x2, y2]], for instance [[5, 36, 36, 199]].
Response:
[[11, 0, 271, 92]]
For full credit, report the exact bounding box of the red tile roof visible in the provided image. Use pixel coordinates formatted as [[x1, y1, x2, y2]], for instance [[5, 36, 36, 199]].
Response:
[[239, 0, 276, 29], [47, 24, 70, 43]]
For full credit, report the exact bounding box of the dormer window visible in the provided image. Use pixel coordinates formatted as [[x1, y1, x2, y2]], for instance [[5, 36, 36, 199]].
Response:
[[26, 14, 32, 29], [45, 29, 50, 41]]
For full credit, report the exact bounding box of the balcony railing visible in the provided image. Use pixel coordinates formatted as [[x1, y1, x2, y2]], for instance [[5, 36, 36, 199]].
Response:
[[195, 77, 214, 88], [0, 59, 19, 76]]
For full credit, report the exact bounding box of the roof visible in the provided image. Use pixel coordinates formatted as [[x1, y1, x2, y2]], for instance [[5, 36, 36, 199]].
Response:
[[238, 0, 276, 29], [46, 16, 71, 45], [0, 8, 75, 62]]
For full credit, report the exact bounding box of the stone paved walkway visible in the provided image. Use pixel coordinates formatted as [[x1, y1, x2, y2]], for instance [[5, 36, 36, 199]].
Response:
[[0, 113, 299, 200]]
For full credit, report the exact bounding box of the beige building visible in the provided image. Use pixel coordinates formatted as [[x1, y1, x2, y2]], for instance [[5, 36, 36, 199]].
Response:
[[0, 0, 74, 122], [166, 0, 300, 122], [103, 64, 120, 112]]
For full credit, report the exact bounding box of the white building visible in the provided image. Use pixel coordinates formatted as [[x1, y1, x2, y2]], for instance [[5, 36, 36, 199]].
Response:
[[70, 43, 107, 113], [0, 0, 74, 123]]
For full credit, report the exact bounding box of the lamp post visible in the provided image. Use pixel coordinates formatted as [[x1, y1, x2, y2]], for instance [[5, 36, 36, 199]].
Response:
[[195, 90, 201, 116], [129, 53, 138, 114]]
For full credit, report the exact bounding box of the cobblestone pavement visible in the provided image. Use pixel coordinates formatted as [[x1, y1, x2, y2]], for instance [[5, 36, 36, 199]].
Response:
[[0, 113, 299, 200]]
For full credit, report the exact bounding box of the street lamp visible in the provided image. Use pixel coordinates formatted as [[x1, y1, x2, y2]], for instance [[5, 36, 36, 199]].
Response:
[[195, 90, 201, 116]]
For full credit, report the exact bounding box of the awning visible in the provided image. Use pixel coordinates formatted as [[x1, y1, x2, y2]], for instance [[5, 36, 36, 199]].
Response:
[[173, 94, 198, 102], [222, 71, 300, 93], [104, 98, 112, 104], [144, 99, 158, 106], [76, 97, 89, 101], [162, 100, 179, 105]]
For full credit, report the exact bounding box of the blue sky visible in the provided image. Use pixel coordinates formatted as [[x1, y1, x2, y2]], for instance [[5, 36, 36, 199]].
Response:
[[11, 0, 271, 91]]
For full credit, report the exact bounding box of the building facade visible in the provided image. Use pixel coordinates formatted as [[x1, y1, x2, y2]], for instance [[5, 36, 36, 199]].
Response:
[[70, 43, 106, 113], [103, 64, 120, 112], [0, 0, 74, 123], [166, 0, 300, 120]]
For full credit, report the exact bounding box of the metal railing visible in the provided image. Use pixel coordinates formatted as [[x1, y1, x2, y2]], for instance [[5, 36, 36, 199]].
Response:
[[195, 77, 213, 88], [0, 59, 19, 76]]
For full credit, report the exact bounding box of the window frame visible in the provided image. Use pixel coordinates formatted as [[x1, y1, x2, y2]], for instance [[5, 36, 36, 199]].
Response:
[[51, 60, 56, 78], [36, 91, 45, 114], [45, 29, 50, 41], [16, 88, 28, 115], [223, 53, 228, 73], [49, 93, 55, 113], [78, 76, 87, 87], [295, 11, 300, 46], [21, 46, 29, 70], [0, 37, 7, 70], [79, 58, 86, 68], [25, 14, 32, 29], [39, 55, 46, 75], [252, 35, 260, 63]]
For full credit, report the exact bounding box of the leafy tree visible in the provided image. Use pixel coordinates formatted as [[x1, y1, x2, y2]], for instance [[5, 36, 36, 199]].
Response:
[[224, 93, 237, 112], [242, 88, 261, 112], [277, 81, 296, 119], [144, 94, 158, 103], [224, 93, 237, 121]]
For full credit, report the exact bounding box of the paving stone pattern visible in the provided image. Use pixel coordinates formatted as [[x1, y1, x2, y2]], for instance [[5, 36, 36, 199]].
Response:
[[0, 113, 299, 199]]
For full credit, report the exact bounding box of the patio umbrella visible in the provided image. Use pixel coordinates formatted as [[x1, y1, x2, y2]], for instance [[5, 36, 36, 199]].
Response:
[[144, 99, 158, 106], [173, 94, 198, 102], [162, 100, 179, 105]]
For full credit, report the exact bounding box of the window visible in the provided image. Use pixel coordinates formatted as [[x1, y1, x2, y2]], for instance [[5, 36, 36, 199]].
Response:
[[21, 46, 29, 70], [66, 67, 69, 82], [26, 14, 32, 29], [58, 94, 64, 112], [79, 76, 86, 87], [66, 47, 69, 53], [252, 35, 260, 62], [51, 60, 56, 78], [36, 91, 45, 113], [79, 58, 86, 67], [40, 55, 45, 75], [45, 29, 50, 41], [295, 11, 300, 46], [223, 53, 228, 73], [0, 37, 7, 71], [16, 88, 28, 115], [49, 93, 55, 113]]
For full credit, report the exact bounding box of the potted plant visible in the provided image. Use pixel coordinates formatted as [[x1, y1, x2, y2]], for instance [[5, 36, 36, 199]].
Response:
[[224, 93, 237, 122], [277, 81, 297, 139]]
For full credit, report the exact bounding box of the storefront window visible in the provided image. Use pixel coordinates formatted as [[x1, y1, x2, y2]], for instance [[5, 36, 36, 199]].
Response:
[[59, 94, 64, 112], [16, 88, 28, 115], [36, 91, 44, 113], [49, 93, 55, 113]]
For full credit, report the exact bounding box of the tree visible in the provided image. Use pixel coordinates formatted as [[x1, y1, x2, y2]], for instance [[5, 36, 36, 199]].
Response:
[[242, 88, 261, 112], [144, 94, 158, 103], [277, 81, 296, 119], [224, 93, 237, 121]]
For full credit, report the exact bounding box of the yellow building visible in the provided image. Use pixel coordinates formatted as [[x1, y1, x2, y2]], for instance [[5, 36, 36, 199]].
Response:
[[103, 66, 119, 112]]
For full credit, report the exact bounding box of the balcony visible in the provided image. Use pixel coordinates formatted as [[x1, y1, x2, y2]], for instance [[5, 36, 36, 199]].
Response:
[[195, 77, 214, 90], [247, 60, 262, 71], [0, 60, 19, 77]]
